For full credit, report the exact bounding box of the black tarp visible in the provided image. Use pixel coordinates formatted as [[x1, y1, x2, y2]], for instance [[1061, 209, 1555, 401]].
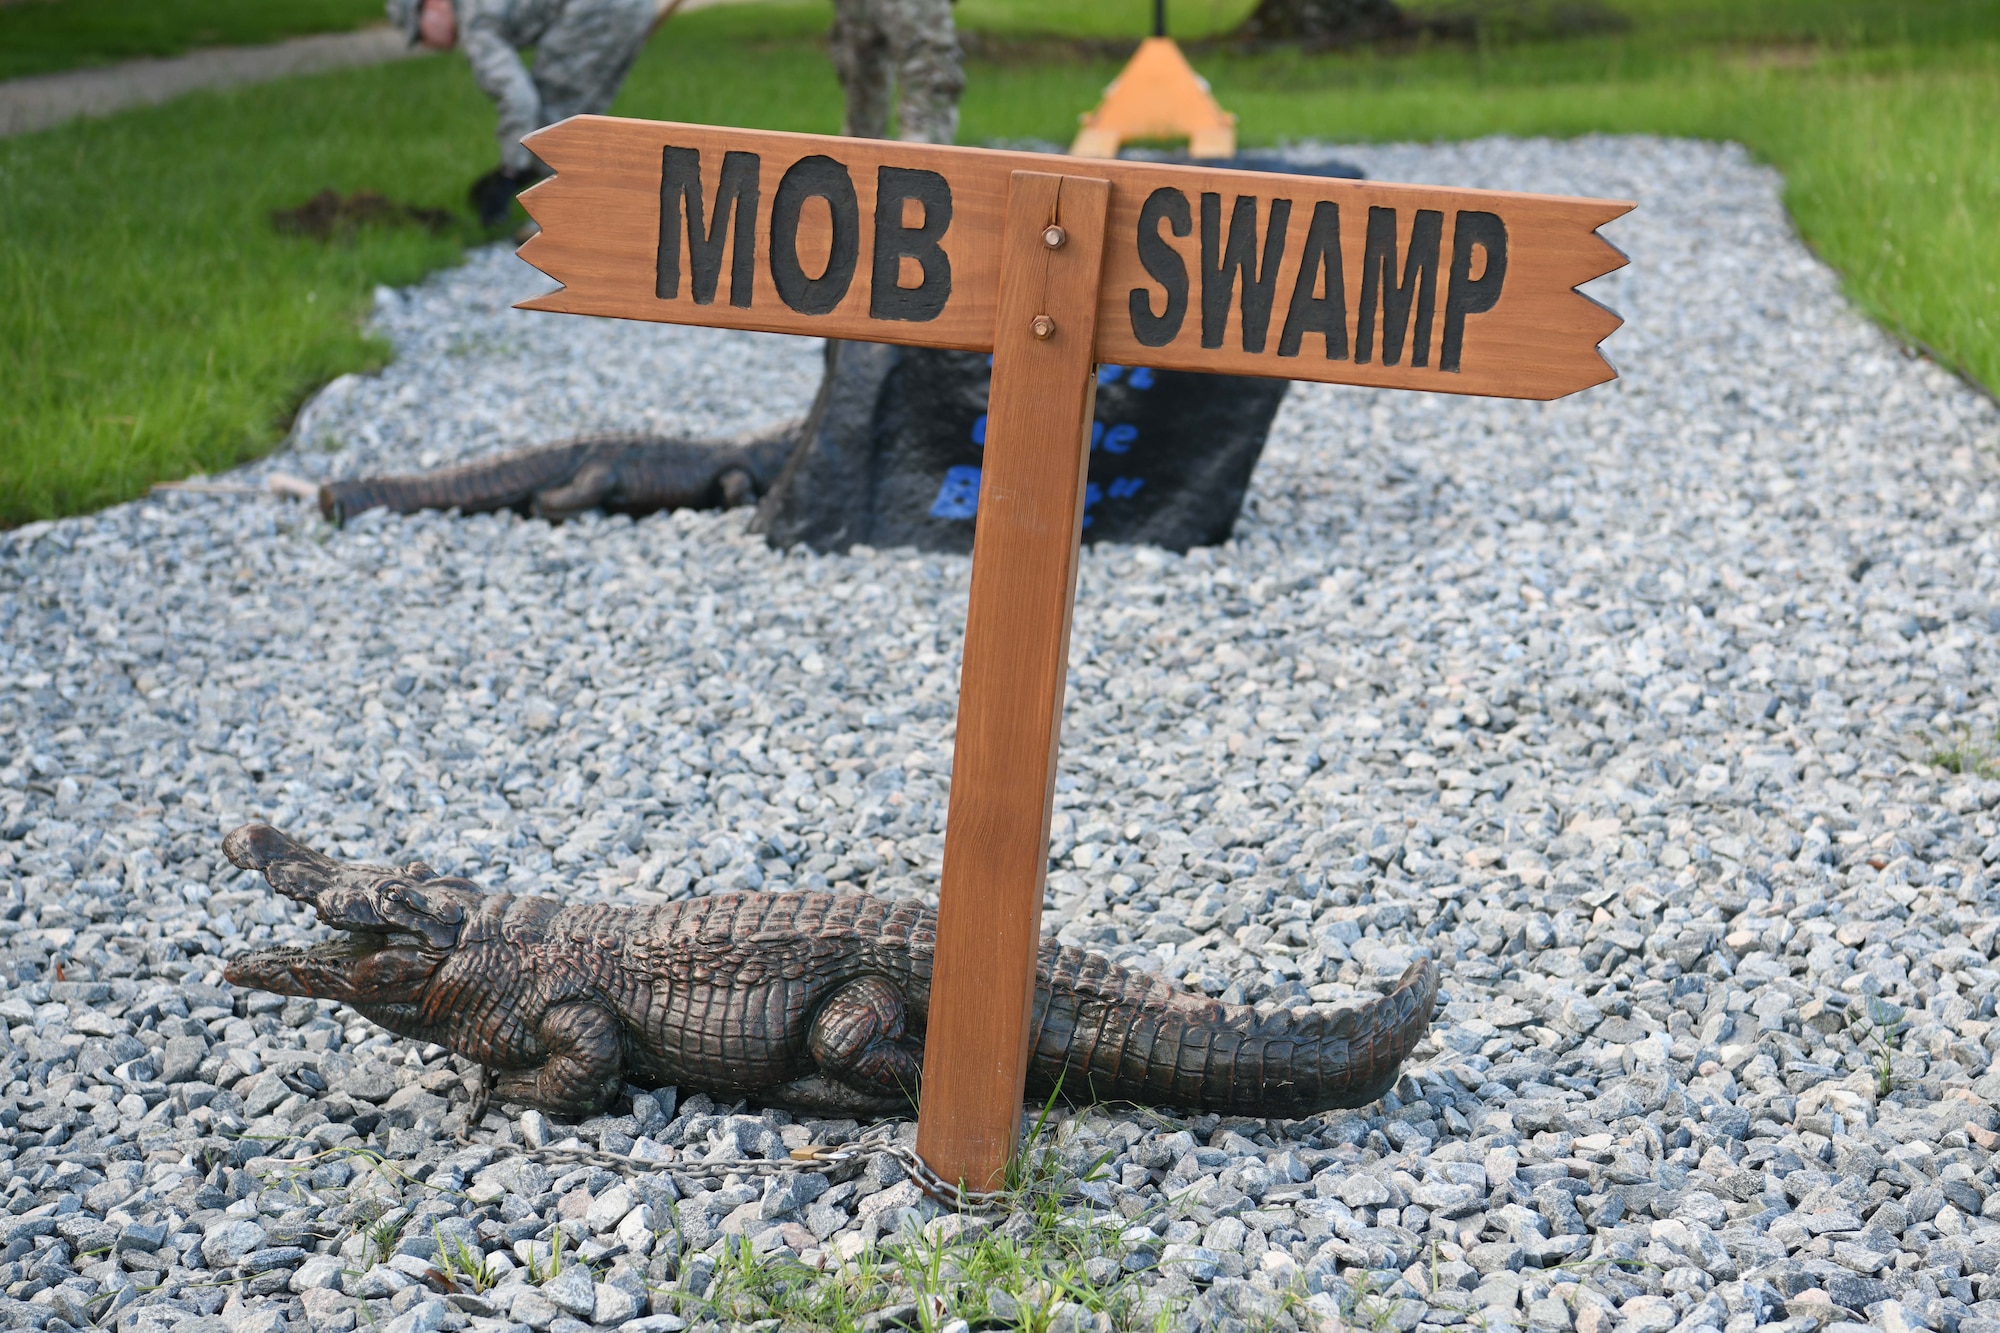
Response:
[[754, 154, 1363, 555]]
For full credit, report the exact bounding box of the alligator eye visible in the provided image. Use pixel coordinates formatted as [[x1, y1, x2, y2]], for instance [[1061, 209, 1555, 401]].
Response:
[[397, 886, 463, 925]]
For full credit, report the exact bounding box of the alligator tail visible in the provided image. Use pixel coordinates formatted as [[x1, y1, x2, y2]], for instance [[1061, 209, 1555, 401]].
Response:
[[315, 428, 804, 525], [318, 442, 593, 523], [1024, 947, 1439, 1118]]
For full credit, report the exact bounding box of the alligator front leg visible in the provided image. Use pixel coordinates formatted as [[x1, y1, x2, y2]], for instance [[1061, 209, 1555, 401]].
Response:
[[491, 1001, 626, 1116], [807, 975, 921, 1104], [530, 460, 618, 521], [717, 466, 757, 508]]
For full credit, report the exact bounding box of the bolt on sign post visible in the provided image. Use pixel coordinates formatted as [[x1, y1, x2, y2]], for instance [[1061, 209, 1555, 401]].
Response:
[[516, 117, 1631, 1192]]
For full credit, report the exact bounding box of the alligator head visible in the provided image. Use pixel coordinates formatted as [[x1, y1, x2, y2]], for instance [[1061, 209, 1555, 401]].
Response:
[[220, 822, 484, 1008]]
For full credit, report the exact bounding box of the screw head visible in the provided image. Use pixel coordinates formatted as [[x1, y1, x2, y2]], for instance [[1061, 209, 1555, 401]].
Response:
[[1042, 224, 1067, 250], [1030, 314, 1056, 340]]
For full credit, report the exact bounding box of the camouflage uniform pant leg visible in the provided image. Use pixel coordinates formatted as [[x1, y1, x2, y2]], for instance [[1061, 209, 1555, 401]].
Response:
[[828, 0, 961, 145], [530, 0, 657, 133], [829, 0, 894, 141], [460, 18, 548, 174], [887, 0, 961, 145]]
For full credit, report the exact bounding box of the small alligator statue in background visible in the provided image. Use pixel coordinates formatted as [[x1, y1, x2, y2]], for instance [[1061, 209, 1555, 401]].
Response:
[[220, 824, 1439, 1120], [315, 429, 798, 525]]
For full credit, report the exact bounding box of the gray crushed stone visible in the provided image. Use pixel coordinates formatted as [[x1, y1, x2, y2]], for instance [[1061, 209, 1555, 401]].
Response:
[[3, 133, 2000, 1333]]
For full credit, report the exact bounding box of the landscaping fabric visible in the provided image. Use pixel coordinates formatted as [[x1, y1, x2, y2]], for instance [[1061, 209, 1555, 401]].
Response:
[[753, 154, 1361, 555], [751, 341, 1293, 554]]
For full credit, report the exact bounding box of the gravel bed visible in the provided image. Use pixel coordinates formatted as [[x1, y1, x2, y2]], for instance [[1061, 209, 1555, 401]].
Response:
[[4, 132, 2000, 1333]]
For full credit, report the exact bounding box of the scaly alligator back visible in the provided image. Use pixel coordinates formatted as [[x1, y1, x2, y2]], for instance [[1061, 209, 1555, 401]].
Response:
[[550, 892, 1437, 1117]]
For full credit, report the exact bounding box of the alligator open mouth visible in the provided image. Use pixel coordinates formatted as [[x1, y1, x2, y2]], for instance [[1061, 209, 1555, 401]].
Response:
[[224, 926, 442, 1004], [240, 932, 397, 964]]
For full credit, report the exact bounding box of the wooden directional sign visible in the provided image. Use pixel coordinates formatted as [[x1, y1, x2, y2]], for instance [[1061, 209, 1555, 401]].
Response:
[[517, 117, 1631, 1192], [521, 119, 1627, 400]]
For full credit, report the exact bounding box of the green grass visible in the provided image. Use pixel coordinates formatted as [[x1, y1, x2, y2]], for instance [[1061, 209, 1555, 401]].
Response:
[[0, 53, 488, 525], [4, 0, 1997, 526], [955, 0, 1253, 38], [1191, 40, 2000, 405], [0, 0, 386, 82]]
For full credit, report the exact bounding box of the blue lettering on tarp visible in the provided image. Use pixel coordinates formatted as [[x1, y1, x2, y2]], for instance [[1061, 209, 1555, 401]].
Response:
[[1088, 422, 1139, 454], [1097, 365, 1156, 389], [930, 465, 982, 520], [1081, 476, 1145, 528], [980, 414, 1130, 454]]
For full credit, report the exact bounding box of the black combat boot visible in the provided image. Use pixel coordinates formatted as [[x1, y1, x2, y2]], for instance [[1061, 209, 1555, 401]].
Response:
[[470, 166, 533, 228]]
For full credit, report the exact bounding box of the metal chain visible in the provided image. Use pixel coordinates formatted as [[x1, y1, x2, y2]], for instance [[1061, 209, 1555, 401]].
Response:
[[453, 1121, 1011, 1214], [452, 1121, 893, 1181], [879, 1139, 1009, 1214]]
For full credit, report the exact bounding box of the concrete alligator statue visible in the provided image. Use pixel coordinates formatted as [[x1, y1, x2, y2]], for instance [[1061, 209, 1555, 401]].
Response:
[[219, 823, 1439, 1120], [315, 429, 798, 525]]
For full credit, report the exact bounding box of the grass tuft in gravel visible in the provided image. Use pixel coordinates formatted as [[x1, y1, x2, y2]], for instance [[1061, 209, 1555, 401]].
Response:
[[1847, 998, 1911, 1099], [1931, 724, 2000, 779], [663, 1106, 1186, 1333]]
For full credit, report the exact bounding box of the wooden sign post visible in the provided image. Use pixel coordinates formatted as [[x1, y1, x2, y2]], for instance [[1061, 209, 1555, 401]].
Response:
[[517, 118, 1631, 1192]]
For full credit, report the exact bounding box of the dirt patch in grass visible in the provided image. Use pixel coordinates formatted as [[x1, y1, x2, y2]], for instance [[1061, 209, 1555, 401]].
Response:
[[272, 189, 456, 242], [1726, 40, 1824, 69]]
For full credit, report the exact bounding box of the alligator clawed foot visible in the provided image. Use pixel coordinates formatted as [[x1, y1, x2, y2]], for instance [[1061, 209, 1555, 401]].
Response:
[[465, 1065, 495, 1130]]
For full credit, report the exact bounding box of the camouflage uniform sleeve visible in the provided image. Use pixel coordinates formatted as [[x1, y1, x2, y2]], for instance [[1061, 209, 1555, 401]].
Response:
[[458, 5, 543, 173], [384, 0, 419, 44]]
